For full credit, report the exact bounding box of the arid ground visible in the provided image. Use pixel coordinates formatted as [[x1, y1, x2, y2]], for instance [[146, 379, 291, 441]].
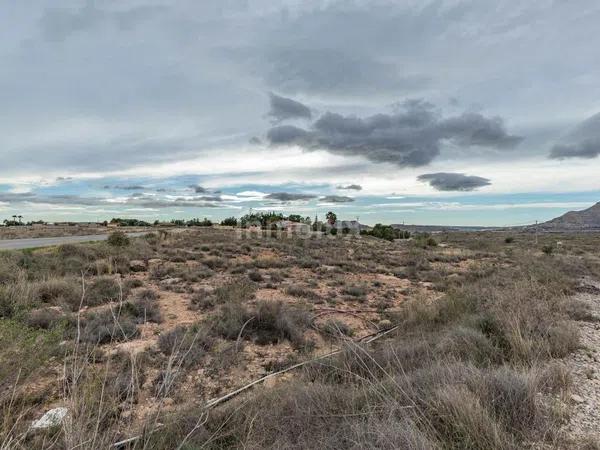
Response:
[[2, 228, 600, 449]]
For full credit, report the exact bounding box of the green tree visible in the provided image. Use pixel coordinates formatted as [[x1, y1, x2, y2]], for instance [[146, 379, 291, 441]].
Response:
[[326, 211, 337, 225], [221, 217, 238, 227]]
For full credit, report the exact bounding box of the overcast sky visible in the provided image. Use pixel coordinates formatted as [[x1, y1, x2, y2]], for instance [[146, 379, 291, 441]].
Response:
[[1, 0, 600, 226]]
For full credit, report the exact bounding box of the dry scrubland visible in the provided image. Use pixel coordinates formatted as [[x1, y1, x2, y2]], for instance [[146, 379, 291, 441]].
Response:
[[0, 226, 151, 240], [1, 228, 600, 448]]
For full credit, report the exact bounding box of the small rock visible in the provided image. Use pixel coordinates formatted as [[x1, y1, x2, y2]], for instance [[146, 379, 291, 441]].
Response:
[[160, 277, 182, 286], [129, 260, 147, 272], [378, 319, 393, 330], [571, 394, 585, 404], [31, 407, 69, 430]]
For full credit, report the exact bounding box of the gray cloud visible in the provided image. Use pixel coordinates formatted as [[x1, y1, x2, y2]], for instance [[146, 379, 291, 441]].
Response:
[[549, 113, 600, 159], [131, 200, 219, 208], [0, 193, 107, 207], [267, 100, 522, 167], [268, 93, 311, 123], [264, 192, 317, 202], [114, 185, 145, 190], [320, 195, 355, 203], [337, 184, 362, 191], [265, 48, 428, 96], [0, 191, 223, 209], [189, 185, 207, 193], [40, 3, 165, 41], [550, 141, 600, 159], [417, 172, 491, 191], [183, 195, 223, 202]]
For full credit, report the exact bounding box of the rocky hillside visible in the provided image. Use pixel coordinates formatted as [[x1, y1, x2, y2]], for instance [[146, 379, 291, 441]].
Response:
[[539, 202, 600, 230]]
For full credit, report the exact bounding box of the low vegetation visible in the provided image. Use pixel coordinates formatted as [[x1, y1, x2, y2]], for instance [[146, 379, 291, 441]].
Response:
[[0, 227, 599, 448]]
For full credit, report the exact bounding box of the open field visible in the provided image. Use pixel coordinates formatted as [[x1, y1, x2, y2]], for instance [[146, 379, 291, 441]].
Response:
[[2, 228, 600, 448], [0, 226, 152, 241]]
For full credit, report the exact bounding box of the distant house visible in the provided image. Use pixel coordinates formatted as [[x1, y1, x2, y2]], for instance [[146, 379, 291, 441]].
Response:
[[272, 220, 311, 234], [107, 222, 120, 228], [338, 220, 361, 232]]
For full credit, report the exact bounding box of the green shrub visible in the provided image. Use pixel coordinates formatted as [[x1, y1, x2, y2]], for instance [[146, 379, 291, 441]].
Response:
[[107, 231, 130, 247], [25, 307, 66, 330], [122, 297, 162, 324], [248, 271, 264, 282], [81, 310, 139, 344], [542, 245, 554, 255], [248, 300, 312, 348], [220, 217, 238, 227], [35, 278, 82, 311], [86, 276, 127, 306], [214, 280, 256, 304], [158, 324, 214, 368]]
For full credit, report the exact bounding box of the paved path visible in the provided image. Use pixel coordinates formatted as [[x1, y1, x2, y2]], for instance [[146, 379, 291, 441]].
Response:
[[0, 232, 147, 250]]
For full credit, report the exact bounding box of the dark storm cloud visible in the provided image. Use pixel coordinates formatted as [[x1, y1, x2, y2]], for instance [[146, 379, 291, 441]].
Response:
[[196, 195, 223, 202], [337, 184, 362, 191], [268, 93, 312, 123], [417, 173, 491, 191], [265, 192, 317, 201], [267, 100, 522, 167], [189, 185, 207, 193], [549, 113, 600, 159], [320, 195, 355, 203]]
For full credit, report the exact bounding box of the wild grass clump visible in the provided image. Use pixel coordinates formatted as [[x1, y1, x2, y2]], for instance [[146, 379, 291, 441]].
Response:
[[341, 284, 368, 298], [0, 272, 36, 318], [320, 319, 355, 338], [214, 280, 256, 304], [247, 270, 263, 282], [81, 309, 139, 344], [158, 324, 214, 368], [107, 231, 130, 247], [213, 299, 312, 349], [285, 284, 320, 300], [25, 307, 68, 330], [85, 276, 127, 307], [122, 296, 162, 324], [34, 277, 82, 311]]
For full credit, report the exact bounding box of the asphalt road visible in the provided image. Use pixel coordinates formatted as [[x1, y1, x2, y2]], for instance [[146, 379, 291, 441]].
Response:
[[0, 232, 147, 251]]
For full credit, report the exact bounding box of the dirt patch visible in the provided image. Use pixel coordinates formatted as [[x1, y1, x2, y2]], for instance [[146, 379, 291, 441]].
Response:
[[563, 277, 600, 444]]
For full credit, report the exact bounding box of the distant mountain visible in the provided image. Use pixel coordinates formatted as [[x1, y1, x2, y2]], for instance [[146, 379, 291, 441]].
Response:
[[538, 202, 600, 231]]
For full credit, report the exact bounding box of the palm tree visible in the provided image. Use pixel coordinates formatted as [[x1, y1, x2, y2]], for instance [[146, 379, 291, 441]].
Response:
[[326, 211, 337, 225], [17, 215, 23, 224]]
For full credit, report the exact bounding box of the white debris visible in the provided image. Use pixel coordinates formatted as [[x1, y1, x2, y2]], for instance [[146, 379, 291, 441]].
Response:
[[31, 407, 68, 430]]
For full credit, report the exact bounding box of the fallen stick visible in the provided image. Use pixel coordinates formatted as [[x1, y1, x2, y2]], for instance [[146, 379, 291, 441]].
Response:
[[113, 324, 400, 448]]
